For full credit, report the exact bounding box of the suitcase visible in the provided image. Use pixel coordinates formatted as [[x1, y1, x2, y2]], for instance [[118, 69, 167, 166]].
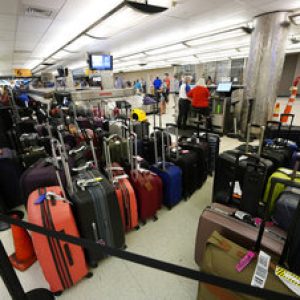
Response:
[[150, 127, 183, 208], [194, 203, 286, 266], [104, 136, 139, 232], [27, 186, 89, 294], [272, 187, 300, 231], [165, 124, 204, 199], [20, 146, 48, 169], [56, 137, 125, 266], [263, 165, 300, 214], [197, 231, 294, 300], [128, 132, 163, 223], [131, 120, 150, 140], [178, 134, 209, 183], [0, 158, 23, 209]]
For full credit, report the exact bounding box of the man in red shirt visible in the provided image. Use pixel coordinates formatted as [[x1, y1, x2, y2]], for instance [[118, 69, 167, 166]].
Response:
[[187, 78, 210, 115]]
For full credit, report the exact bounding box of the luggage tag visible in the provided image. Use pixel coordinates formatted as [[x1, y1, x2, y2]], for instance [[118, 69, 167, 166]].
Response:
[[236, 251, 256, 272], [275, 266, 300, 296], [77, 177, 103, 191], [35, 192, 71, 205], [251, 251, 271, 288]]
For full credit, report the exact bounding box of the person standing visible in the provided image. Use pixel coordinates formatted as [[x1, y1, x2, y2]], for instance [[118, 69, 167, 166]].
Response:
[[134, 79, 142, 93], [141, 78, 147, 94], [177, 76, 192, 129], [173, 75, 180, 118], [164, 73, 171, 103], [153, 76, 162, 101]]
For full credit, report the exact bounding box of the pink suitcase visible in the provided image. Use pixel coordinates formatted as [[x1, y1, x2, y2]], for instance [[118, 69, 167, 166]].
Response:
[[195, 203, 286, 266], [27, 186, 89, 295]]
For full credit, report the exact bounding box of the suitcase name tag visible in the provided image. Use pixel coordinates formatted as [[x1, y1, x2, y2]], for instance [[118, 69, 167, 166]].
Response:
[[236, 250, 256, 272], [275, 266, 300, 296]]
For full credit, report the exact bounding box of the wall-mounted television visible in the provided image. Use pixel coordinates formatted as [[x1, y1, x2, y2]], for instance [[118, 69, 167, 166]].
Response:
[[89, 54, 113, 71]]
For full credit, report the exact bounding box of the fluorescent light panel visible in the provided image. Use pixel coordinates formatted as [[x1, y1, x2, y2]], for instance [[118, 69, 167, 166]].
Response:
[[52, 50, 71, 59], [64, 35, 94, 52], [145, 43, 187, 56], [88, 6, 149, 38], [186, 29, 246, 47], [121, 53, 146, 61]]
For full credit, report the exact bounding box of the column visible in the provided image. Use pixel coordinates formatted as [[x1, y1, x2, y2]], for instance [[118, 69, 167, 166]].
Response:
[[240, 11, 291, 132]]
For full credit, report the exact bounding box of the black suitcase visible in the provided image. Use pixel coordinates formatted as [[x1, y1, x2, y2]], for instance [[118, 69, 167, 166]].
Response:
[[131, 121, 150, 140], [165, 124, 203, 199], [57, 136, 125, 267], [213, 126, 274, 215]]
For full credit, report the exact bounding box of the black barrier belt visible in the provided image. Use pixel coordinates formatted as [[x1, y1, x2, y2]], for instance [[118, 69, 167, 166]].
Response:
[[0, 213, 298, 300]]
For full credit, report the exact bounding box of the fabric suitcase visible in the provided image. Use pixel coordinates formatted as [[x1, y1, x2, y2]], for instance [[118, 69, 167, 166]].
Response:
[[20, 146, 48, 169], [111, 163, 139, 231], [71, 168, 125, 266], [194, 203, 286, 266], [0, 158, 23, 210], [27, 186, 89, 294], [272, 187, 300, 231], [197, 231, 294, 300], [165, 124, 204, 198], [263, 168, 300, 213], [178, 135, 209, 183]]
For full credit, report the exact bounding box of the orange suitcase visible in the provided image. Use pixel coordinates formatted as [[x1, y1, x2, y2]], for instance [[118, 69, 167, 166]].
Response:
[[27, 186, 89, 295]]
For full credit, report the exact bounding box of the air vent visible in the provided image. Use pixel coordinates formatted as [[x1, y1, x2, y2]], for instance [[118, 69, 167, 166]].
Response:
[[23, 5, 56, 19]]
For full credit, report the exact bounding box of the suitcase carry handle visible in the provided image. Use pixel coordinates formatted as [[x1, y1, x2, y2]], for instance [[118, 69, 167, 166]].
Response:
[[69, 145, 86, 156]]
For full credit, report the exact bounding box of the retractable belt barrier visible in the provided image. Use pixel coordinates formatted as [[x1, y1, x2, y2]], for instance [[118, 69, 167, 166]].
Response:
[[0, 213, 297, 300]]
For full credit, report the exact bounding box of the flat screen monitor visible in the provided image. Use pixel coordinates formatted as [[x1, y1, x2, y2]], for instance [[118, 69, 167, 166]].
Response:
[[217, 82, 232, 93], [89, 54, 113, 70]]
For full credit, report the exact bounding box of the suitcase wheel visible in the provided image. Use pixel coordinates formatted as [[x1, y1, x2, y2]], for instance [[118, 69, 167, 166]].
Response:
[[135, 225, 140, 231], [85, 272, 93, 279], [54, 291, 63, 297], [153, 215, 158, 222]]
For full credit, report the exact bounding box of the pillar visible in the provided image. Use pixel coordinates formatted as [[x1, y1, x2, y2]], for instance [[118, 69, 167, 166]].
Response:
[[240, 11, 290, 132]]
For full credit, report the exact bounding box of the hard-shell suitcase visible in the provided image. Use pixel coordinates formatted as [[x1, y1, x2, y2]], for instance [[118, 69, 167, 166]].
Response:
[[194, 203, 286, 266], [27, 186, 89, 294], [165, 124, 204, 198], [128, 132, 163, 223], [59, 136, 125, 266], [149, 127, 182, 208], [104, 135, 139, 232], [131, 120, 150, 140], [197, 232, 293, 300], [272, 187, 300, 231]]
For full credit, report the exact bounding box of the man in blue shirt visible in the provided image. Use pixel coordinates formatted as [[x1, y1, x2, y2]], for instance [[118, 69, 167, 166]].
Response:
[[153, 76, 162, 102]]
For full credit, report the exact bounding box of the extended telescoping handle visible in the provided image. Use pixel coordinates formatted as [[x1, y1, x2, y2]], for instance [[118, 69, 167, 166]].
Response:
[[130, 132, 138, 171], [280, 113, 295, 137], [154, 127, 166, 170], [266, 120, 281, 137], [50, 138, 71, 197], [103, 137, 113, 183], [81, 128, 99, 170], [245, 124, 265, 157], [166, 123, 179, 160]]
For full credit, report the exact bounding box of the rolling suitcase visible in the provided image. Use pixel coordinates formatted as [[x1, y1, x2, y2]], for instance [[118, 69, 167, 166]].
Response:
[[165, 124, 203, 199], [27, 142, 89, 295], [150, 127, 182, 208], [104, 135, 139, 232], [128, 132, 163, 223], [61, 136, 125, 267], [197, 231, 294, 300], [194, 203, 286, 266], [263, 154, 300, 213]]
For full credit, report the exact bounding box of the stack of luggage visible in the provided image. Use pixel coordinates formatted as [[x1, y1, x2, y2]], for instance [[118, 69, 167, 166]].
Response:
[[195, 115, 300, 299], [1, 94, 213, 295]]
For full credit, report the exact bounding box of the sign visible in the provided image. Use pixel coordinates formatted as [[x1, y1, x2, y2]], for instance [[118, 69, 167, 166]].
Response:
[[14, 69, 32, 77]]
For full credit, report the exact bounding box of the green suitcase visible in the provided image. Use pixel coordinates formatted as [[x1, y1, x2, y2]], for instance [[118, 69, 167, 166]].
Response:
[[198, 231, 294, 300], [263, 168, 300, 213]]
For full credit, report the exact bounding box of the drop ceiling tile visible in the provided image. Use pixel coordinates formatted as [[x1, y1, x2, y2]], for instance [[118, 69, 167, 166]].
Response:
[[15, 31, 43, 43], [17, 16, 52, 33], [15, 40, 36, 51], [21, 0, 66, 10], [0, 15, 17, 31], [0, 30, 15, 42], [0, 0, 19, 15]]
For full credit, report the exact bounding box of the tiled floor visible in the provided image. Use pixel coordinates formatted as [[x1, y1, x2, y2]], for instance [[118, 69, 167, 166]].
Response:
[[0, 95, 241, 299]]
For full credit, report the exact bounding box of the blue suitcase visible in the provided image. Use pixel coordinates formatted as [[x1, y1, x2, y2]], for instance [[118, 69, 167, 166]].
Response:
[[149, 127, 182, 208]]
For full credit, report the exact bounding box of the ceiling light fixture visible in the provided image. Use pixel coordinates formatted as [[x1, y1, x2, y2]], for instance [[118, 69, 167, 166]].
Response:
[[64, 35, 95, 52], [145, 43, 187, 56]]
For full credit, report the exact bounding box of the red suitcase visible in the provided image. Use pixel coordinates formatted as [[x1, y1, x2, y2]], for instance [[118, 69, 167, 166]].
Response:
[[195, 203, 286, 266], [27, 186, 89, 294], [128, 132, 163, 223]]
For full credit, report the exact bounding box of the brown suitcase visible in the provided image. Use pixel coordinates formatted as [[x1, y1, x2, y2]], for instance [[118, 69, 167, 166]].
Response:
[[195, 204, 286, 266], [197, 231, 294, 300]]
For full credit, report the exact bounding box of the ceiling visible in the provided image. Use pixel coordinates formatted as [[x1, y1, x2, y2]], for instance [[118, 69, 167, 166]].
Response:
[[1, 0, 300, 76]]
